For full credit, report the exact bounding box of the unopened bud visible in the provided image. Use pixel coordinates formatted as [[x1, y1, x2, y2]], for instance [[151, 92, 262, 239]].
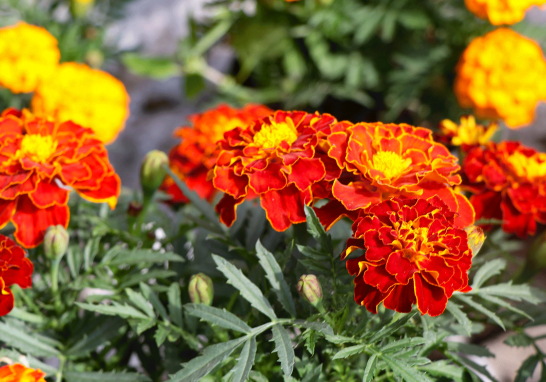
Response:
[[140, 150, 168, 197], [465, 225, 485, 256], [70, 0, 94, 17], [188, 273, 214, 306], [297, 275, 323, 307], [43, 225, 69, 260]]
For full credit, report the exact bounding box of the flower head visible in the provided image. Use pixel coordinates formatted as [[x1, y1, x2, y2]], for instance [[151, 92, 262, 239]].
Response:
[[343, 197, 473, 316], [0, 363, 46, 382], [0, 22, 60, 94], [212, 110, 341, 231], [318, 122, 474, 229], [438, 115, 497, 149], [31, 62, 130, 143], [0, 108, 121, 248], [464, 0, 546, 25], [161, 104, 273, 203], [0, 236, 33, 316], [455, 28, 546, 129], [462, 141, 546, 237]]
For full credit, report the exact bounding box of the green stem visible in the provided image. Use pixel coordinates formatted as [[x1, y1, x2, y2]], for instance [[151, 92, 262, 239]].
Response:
[[51, 258, 60, 294], [56, 356, 66, 382]]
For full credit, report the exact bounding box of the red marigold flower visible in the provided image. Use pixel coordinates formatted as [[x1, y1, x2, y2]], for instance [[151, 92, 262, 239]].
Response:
[[0, 108, 121, 248], [0, 235, 33, 316], [0, 363, 46, 382], [161, 104, 273, 203], [462, 141, 546, 237], [212, 110, 342, 231], [343, 197, 473, 316], [318, 122, 475, 229]]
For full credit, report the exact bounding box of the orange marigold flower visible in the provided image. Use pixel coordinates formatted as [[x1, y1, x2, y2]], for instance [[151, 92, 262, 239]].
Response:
[[454, 28, 546, 129], [0, 236, 33, 316], [317, 122, 475, 229], [343, 197, 473, 316], [0, 363, 46, 382], [212, 110, 341, 231], [465, 0, 546, 25], [31, 62, 130, 144], [161, 104, 273, 203], [0, 108, 121, 248], [0, 22, 60, 94], [462, 141, 546, 237], [438, 115, 497, 150]]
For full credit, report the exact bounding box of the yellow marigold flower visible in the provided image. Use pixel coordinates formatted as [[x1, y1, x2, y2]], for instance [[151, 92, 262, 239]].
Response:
[[439, 115, 497, 147], [465, 0, 546, 25], [31, 62, 130, 143], [0, 22, 60, 94], [454, 28, 546, 129]]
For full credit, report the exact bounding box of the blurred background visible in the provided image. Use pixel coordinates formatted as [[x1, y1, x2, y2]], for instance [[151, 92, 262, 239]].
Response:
[[1, 2, 546, 379]]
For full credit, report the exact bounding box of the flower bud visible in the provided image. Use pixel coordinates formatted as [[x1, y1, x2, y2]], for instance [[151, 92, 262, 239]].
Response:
[[43, 225, 69, 260], [70, 0, 94, 18], [297, 274, 323, 307], [465, 225, 485, 256], [140, 150, 168, 197], [188, 273, 214, 306]]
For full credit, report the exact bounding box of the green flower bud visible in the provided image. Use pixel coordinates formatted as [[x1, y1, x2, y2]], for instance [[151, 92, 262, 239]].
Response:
[[140, 150, 168, 197], [70, 0, 94, 18], [188, 273, 214, 306], [297, 274, 323, 307], [43, 225, 69, 260]]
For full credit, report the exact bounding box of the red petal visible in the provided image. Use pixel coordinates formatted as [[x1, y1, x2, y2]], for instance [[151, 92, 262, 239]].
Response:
[[287, 158, 325, 191], [29, 180, 69, 208], [413, 273, 447, 317], [76, 173, 120, 209], [213, 166, 248, 198], [248, 162, 287, 194], [383, 284, 416, 313], [501, 198, 536, 237], [385, 250, 420, 284], [216, 194, 245, 227], [0, 283, 14, 317], [0, 199, 16, 229], [332, 180, 381, 210], [314, 199, 359, 231], [363, 264, 398, 293], [12, 196, 69, 248], [260, 185, 311, 231], [354, 279, 387, 314], [454, 192, 475, 228]]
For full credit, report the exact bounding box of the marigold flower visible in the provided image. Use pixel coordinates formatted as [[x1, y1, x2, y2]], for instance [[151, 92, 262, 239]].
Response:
[[0, 108, 121, 248], [343, 197, 473, 316], [161, 104, 273, 203], [0, 236, 33, 316], [438, 115, 497, 150], [462, 141, 546, 237], [0, 22, 60, 94], [212, 110, 341, 231], [465, 0, 546, 25], [317, 122, 475, 229], [31, 62, 130, 143], [0, 363, 46, 382], [454, 28, 546, 129]]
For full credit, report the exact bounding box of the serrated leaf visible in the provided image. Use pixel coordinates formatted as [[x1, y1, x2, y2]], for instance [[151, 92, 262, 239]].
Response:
[[448, 352, 499, 382], [271, 324, 294, 376], [515, 354, 540, 382], [249, 371, 268, 382], [118, 270, 177, 289], [455, 295, 505, 330], [418, 361, 464, 382], [0, 321, 60, 357], [7, 308, 46, 325], [231, 336, 257, 382], [168, 283, 184, 327], [369, 311, 417, 343], [0, 349, 57, 376], [362, 353, 378, 382], [304, 206, 333, 255], [64, 371, 151, 382], [301, 364, 322, 382], [140, 283, 169, 321], [380, 354, 434, 382], [382, 337, 427, 353], [332, 343, 368, 359], [478, 293, 533, 320], [66, 317, 125, 357], [212, 254, 277, 320], [255, 240, 296, 317], [445, 301, 472, 336], [106, 248, 185, 266], [296, 245, 329, 261], [185, 304, 251, 333], [504, 333, 533, 348], [477, 282, 546, 304], [155, 325, 169, 347], [167, 337, 247, 382], [293, 320, 334, 336], [446, 342, 494, 358], [136, 319, 156, 335], [324, 334, 354, 344], [76, 302, 150, 320], [471, 259, 506, 289], [126, 289, 155, 318]]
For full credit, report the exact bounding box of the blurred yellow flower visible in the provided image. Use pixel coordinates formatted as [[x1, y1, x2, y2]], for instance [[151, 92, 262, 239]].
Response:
[[454, 28, 546, 129], [439, 115, 497, 147], [465, 0, 546, 25], [0, 22, 60, 94], [31, 62, 130, 143]]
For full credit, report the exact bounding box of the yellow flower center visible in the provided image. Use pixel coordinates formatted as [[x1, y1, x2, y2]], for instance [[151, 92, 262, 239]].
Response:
[[392, 219, 437, 264], [17, 134, 58, 163], [253, 119, 298, 149], [507, 151, 546, 181], [206, 117, 246, 143], [372, 151, 411, 179]]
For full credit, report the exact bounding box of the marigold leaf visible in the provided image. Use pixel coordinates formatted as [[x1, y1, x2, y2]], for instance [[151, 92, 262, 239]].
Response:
[[448, 352, 499, 382], [256, 240, 296, 317], [362, 353, 378, 382], [0, 321, 61, 357], [168, 283, 184, 327], [477, 282, 546, 304], [382, 337, 427, 354], [271, 324, 295, 376], [64, 371, 151, 382], [504, 333, 533, 348], [76, 302, 150, 320], [446, 342, 494, 358], [125, 289, 155, 318], [185, 303, 251, 333], [155, 324, 169, 347], [369, 311, 417, 343], [332, 343, 368, 359], [66, 317, 125, 357], [231, 336, 257, 382], [380, 353, 434, 382], [140, 283, 169, 321], [301, 364, 322, 382], [455, 295, 505, 330], [515, 354, 541, 382], [293, 320, 334, 336], [471, 258, 506, 289], [304, 206, 333, 255], [104, 246, 185, 266], [212, 254, 277, 320], [478, 294, 533, 320], [418, 361, 464, 382], [445, 301, 472, 336], [118, 270, 177, 289]]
